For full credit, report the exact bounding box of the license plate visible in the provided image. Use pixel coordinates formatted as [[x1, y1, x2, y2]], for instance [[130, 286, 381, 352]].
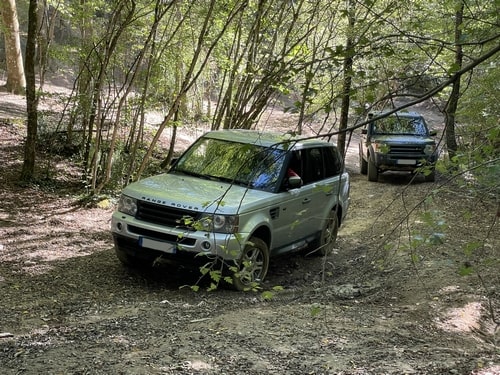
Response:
[[139, 237, 176, 254], [397, 159, 416, 165]]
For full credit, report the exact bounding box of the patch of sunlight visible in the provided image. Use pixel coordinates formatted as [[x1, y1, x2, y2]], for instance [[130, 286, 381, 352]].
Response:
[[435, 301, 482, 332], [185, 359, 212, 371], [438, 285, 461, 293], [471, 365, 500, 375]]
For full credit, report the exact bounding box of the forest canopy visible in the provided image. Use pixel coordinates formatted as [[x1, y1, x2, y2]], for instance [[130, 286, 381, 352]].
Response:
[[0, 0, 499, 194]]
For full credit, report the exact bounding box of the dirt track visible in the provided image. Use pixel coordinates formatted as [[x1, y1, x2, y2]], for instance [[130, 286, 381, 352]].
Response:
[[0, 88, 499, 374]]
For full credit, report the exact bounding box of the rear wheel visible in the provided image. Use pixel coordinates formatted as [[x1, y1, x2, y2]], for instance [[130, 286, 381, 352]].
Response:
[[232, 237, 269, 291], [317, 210, 339, 256], [367, 156, 379, 182]]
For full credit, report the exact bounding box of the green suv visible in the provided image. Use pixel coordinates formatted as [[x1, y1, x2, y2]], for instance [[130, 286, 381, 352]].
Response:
[[359, 111, 438, 182], [112, 130, 350, 290]]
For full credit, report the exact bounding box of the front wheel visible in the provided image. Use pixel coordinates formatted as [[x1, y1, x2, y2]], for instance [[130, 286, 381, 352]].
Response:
[[232, 237, 270, 291], [367, 155, 379, 182], [424, 168, 436, 182], [359, 147, 368, 175], [115, 247, 152, 269]]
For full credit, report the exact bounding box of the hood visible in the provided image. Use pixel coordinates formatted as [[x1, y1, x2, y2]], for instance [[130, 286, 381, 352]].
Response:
[[123, 173, 272, 214], [370, 134, 435, 145]]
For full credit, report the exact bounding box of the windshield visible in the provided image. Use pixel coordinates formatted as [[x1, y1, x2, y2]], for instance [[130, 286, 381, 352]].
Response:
[[372, 115, 428, 136], [172, 136, 287, 192]]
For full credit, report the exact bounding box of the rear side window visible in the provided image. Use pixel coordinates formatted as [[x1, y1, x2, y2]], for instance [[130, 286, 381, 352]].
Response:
[[286, 145, 342, 186], [323, 146, 343, 177]]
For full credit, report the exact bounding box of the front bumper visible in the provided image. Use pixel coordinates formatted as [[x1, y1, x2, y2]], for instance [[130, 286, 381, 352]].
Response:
[[374, 152, 437, 172], [111, 212, 246, 261]]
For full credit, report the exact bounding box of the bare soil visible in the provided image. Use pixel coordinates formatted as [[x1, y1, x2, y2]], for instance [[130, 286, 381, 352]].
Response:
[[0, 83, 499, 374]]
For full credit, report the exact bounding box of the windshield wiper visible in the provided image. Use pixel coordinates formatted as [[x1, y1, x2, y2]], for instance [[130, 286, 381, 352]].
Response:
[[171, 168, 203, 178]]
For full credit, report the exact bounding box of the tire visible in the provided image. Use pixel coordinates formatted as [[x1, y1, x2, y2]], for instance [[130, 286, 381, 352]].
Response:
[[359, 148, 368, 175], [424, 168, 436, 182], [232, 237, 270, 291], [316, 210, 339, 256], [367, 155, 379, 182], [115, 247, 151, 268]]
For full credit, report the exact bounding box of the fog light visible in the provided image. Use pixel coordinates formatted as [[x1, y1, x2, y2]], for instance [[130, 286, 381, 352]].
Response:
[[201, 241, 211, 251], [116, 222, 123, 231]]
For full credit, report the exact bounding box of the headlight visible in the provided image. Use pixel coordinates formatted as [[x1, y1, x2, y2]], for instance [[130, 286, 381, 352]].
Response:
[[424, 144, 436, 155], [371, 142, 389, 154], [199, 214, 239, 234], [118, 195, 137, 216]]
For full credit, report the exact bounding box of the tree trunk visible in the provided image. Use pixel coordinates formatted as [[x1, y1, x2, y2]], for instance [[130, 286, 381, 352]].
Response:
[[0, 0, 26, 94], [338, 0, 356, 156], [20, 0, 39, 182], [444, 1, 464, 162]]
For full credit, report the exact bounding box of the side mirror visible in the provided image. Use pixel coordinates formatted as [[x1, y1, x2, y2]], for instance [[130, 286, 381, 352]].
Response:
[[288, 175, 302, 189], [429, 130, 437, 136]]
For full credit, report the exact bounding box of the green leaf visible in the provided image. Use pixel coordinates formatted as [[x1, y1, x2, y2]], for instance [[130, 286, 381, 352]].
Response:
[[463, 241, 482, 257], [261, 291, 274, 301], [458, 265, 474, 276], [209, 270, 222, 283], [207, 283, 218, 292], [310, 304, 321, 317]]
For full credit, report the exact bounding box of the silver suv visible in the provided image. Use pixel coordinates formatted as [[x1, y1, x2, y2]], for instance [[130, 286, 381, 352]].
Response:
[[111, 130, 350, 290]]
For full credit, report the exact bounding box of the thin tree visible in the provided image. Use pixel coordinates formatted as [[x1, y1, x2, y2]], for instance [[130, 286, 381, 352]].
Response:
[[0, 0, 26, 94], [135, 0, 249, 179], [20, 0, 39, 182], [337, 0, 356, 155], [443, 1, 464, 163]]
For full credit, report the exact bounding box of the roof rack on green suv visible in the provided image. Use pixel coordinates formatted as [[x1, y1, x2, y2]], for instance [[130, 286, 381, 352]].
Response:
[[112, 130, 350, 290], [358, 111, 438, 182]]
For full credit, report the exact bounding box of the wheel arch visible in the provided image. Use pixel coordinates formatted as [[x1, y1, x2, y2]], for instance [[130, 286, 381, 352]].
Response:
[[331, 204, 343, 227], [250, 225, 272, 249]]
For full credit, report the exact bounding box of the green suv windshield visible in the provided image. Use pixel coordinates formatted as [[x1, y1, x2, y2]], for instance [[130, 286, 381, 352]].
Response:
[[372, 115, 428, 136], [171, 137, 287, 192]]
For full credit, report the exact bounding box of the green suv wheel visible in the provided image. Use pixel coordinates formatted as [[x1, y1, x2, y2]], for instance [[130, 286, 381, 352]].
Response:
[[424, 169, 436, 182], [232, 237, 269, 291], [359, 147, 368, 175], [367, 156, 379, 182]]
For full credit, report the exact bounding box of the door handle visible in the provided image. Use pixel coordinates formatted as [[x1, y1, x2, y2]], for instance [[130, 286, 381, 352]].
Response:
[[302, 198, 311, 204]]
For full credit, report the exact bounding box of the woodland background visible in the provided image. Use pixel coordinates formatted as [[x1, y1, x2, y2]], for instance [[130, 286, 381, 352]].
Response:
[[0, 1, 499, 373], [0, 0, 498, 194]]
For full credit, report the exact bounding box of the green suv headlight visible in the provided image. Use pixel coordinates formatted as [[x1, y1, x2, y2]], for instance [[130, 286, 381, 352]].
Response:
[[372, 142, 390, 154], [199, 214, 239, 234], [118, 195, 138, 216], [424, 144, 436, 155]]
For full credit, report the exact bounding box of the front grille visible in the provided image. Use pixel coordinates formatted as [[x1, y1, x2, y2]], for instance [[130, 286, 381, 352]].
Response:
[[388, 145, 425, 154], [136, 201, 201, 230]]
